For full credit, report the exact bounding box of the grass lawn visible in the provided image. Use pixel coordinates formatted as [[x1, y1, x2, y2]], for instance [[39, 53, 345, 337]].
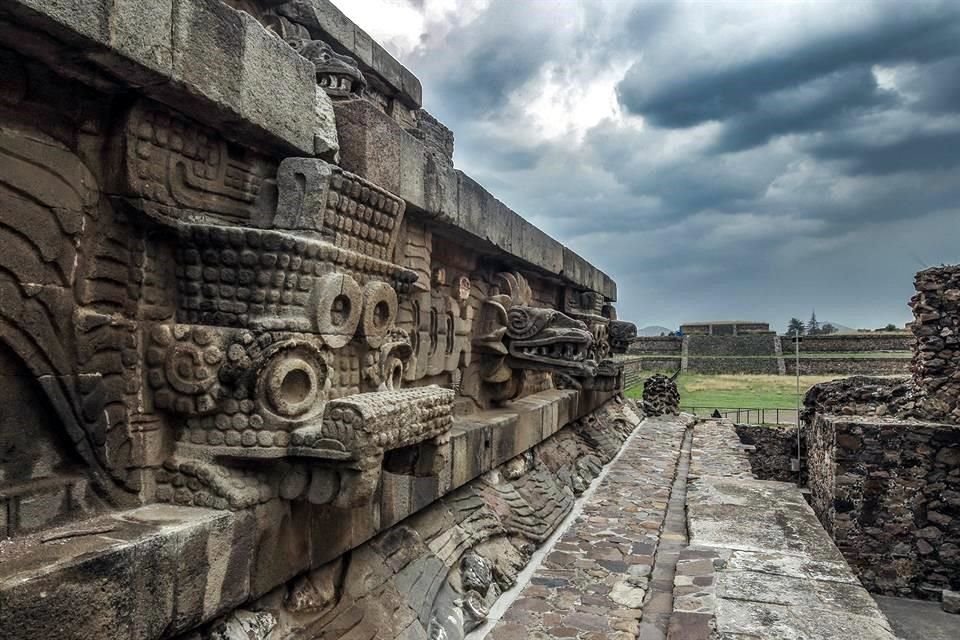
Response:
[[626, 372, 841, 409]]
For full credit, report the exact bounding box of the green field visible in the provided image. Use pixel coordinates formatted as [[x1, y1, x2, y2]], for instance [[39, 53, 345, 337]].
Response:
[[625, 372, 841, 409]]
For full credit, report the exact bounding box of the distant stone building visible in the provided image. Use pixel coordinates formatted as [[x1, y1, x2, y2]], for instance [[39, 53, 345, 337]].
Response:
[[680, 320, 772, 336]]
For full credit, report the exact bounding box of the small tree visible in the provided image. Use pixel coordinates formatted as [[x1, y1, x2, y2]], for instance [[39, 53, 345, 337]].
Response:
[[807, 310, 820, 336], [881, 323, 898, 332], [821, 323, 837, 335], [787, 318, 805, 336]]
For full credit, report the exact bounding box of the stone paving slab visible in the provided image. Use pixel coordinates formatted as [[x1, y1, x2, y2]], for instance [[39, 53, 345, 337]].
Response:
[[485, 415, 690, 640], [669, 418, 896, 640], [875, 595, 960, 640]]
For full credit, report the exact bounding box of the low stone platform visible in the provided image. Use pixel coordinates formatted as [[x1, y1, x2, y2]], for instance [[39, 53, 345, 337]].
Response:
[[672, 420, 896, 640]]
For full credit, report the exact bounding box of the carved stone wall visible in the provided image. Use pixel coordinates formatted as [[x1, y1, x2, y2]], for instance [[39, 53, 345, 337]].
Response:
[[0, 3, 630, 639]]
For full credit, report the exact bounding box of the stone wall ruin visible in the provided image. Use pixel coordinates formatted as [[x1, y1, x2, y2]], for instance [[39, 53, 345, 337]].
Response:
[[804, 265, 960, 601], [0, 2, 638, 639]]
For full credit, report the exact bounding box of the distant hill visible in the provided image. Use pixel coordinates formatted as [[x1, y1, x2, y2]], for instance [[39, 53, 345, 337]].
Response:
[[819, 321, 855, 334], [640, 325, 673, 337]]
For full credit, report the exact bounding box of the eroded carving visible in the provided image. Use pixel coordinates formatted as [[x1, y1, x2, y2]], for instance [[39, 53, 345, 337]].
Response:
[[474, 272, 596, 401], [609, 320, 638, 354], [124, 103, 273, 223]]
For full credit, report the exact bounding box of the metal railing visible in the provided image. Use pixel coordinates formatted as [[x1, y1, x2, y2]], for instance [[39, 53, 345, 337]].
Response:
[[680, 406, 799, 425]]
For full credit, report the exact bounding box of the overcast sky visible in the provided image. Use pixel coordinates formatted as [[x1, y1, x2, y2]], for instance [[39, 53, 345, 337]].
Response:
[[331, 0, 960, 332]]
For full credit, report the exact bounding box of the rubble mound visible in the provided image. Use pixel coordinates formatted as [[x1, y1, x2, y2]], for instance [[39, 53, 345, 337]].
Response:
[[642, 374, 680, 416]]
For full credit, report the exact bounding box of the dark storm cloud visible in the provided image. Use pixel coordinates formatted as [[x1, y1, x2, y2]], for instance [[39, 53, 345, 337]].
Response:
[[898, 56, 960, 113], [813, 130, 960, 176], [616, 1, 960, 133], [710, 67, 896, 153], [408, 0, 563, 118], [347, 0, 960, 330]]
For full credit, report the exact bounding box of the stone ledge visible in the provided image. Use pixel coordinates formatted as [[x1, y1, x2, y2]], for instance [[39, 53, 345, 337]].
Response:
[[333, 98, 617, 299], [0, 387, 614, 640], [0, 0, 330, 157], [0, 505, 254, 640]]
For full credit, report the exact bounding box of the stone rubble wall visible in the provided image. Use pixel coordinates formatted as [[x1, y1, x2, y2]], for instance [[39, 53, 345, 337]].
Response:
[[685, 356, 781, 375], [733, 424, 803, 483], [641, 374, 680, 416], [911, 265, 960, 423], [627, 336, 682, 355], [785, 357, 911, 376], [686, 335, 779, 358], [791, 333, 914, 353], [807, 415, 960, 599], [634, 357, 683, 373]]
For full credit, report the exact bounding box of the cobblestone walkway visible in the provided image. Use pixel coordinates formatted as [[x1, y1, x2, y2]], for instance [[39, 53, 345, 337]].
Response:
[[483, 415, 897, 640], [486, 415, 690, 640]]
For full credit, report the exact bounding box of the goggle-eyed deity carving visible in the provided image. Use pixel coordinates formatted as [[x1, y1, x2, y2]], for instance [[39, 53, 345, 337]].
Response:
[[124, 101, 451, 509]]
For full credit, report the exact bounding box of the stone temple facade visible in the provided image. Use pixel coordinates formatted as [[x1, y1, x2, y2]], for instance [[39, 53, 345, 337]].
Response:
[[0, 2, 638, 639]]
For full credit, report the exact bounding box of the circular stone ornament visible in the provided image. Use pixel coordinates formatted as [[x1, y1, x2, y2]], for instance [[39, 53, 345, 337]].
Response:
[[312, 273, 362, 348], [360, 281, 398, 348], [257, 344, 329, 420]]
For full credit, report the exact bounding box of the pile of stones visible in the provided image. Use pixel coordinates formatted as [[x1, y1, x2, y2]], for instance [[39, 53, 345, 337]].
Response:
[[642, 374, 680, 416], [911, 265, 960, 423]]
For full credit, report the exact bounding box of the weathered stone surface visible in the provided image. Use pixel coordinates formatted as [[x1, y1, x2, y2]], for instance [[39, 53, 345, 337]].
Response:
[[943, 590, 960, 614], [0, 0, 323, 156], [808, 414, 960, 598], [680, 419, 897, 640], [0, 4, 631, 640]]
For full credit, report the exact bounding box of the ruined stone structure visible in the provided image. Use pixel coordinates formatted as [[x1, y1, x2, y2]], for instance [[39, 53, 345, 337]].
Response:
[[679, 320, 772, 336], [0, 2, 639, 639], [803, 266, 960, 602], [641, 374, 680, 417]]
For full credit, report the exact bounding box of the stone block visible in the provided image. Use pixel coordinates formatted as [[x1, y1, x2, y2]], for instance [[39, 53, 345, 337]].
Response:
[[423, 156, 458, 222], [455, 171, 518, 255], [399, 131, 426, 211], [449, 423, 493, 490], [334, 99, 402, 195], [106, 0, 174, 79], [380, 472, 414, 529], [14, 483, 68, 533], [238, 12, 317, 154], [563, 246, 616, 300], [519, 220, 563, 274], [0, 505, 249, 640], [171, 0, 244, 117], [310, 500, 381, 566], [162, 506, 255, 629], [943, 589, 960, 614], [3, 0, 109, 44], [249, 500, 313, 598]]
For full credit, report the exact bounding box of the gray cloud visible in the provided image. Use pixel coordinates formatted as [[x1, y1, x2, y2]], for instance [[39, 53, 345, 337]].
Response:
[[339, 0, 960, 331]]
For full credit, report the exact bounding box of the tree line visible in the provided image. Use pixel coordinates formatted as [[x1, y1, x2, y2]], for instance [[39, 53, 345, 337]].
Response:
[[787, 311, 835, 336], [786, 311, 901, 336]]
